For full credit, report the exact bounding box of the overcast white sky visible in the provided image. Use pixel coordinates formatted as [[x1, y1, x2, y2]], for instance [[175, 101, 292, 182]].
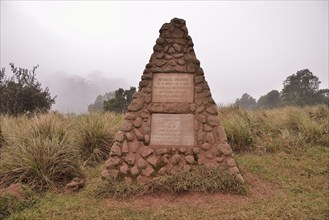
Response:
[[1, 1, 328, 113]]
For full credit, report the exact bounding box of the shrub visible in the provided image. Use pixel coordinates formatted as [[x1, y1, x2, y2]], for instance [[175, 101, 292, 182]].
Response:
[[73, 112, 122, 166]]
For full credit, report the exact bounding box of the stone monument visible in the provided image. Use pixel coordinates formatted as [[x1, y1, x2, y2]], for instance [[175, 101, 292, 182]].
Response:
[[101, 18, 244, 184]]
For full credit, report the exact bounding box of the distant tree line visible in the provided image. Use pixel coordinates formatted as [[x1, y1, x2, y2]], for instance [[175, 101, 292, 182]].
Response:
[[234, 69, 328, 109], [88, 87, 136, 113]]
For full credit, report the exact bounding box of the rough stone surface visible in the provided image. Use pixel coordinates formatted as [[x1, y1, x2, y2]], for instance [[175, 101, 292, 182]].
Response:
[[102, 17, 243, 185]]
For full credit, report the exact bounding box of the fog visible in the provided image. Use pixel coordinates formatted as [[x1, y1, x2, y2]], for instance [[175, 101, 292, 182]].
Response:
[[1, 1, 328, 113]]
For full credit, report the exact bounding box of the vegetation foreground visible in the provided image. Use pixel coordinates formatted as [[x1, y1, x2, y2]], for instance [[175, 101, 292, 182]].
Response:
[[0, 105, 328, 219]]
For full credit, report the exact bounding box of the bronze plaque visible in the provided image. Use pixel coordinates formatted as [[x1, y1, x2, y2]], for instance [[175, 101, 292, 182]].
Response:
[[152, 73, 194, 103], [150, 114, 194, 146]]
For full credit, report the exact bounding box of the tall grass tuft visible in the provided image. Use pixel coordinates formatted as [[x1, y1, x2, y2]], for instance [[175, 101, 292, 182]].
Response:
[[220, 105, 329, 152], [73, 112, 122, 166], [0, 113, 83, 191], [219, 106, 253, 152]]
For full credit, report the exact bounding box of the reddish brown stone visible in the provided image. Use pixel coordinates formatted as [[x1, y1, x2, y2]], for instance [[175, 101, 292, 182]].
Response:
[[136, 175, 150, 185], [206, 106, 217, 115], [217, 143, 233, 155], [137, 157, 148, 169], [133, 117, 142, 128], [125, 132, 134, 142], [146, 154, 158, 167], [158, 167, 167, 175], [141, 148, 154, 158], [105, 156, 121, 168], [125, 113, 136, 120], [171, 154, 181, 165], [114, 133, 124, 143], [111, 144, 121, 156], [119, 163, 129, 175], [207, 115, 220, 126], [128, 99, 144, 112], [122, 141, 129, 153], [217, 126, 227, 143], [185, 155, 195, 164], [124, 153, 135, 165], [142, 165, 155, 177], [128, 140, 140, 153], [121, 121, 133, 132], [130, 166, 140, 176], [226, 157, 237, 167]]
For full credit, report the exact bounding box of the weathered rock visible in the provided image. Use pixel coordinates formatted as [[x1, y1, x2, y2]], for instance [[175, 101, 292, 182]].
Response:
[[146, 154, 158, 167], [207, 115, 220, 126], [226, 157, 237, 167], [119, 163, 129, 175], [179, 146, 187, 153], [155, 147, 169, 155], [158, 167, 167, 175], [121, 121, 133, 132], [133, 117, 142, 128], [141, 148, 155, 158], [136, 175, 150, 185], [217, 126, 227, 143], [171, 154, 181, 165], [111, 144, 121, 156], [137, 157, 148, 169], [128, 141, 139, 153], [125, 132, 134, 142], [130, 166, 140, 176], [206, 106, 217, 115], [125, 113, 136, 120], [128, 99, 144, 112], [201, 143, 210, 150], [217, 143, 233, 155], [134, 129, 144, 141], [185, 155, 195, 164], [206, 133, 216, 144], [142, 165, 155, 177], [105, 156, 121, 168], [124, 154, 135, 165], [115, 131, 125, 143]]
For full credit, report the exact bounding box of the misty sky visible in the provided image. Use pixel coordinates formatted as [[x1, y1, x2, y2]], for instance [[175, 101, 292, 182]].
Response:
[[1, 1, 328, 113]]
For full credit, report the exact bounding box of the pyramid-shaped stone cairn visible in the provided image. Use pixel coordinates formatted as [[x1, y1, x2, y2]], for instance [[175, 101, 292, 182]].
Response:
[[102, 18, 244, 184]]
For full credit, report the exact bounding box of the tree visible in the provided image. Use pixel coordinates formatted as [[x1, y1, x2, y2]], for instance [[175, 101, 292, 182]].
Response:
[[281, 69, 328, 106], [234, 93, 257, 109], [88, 91, 115, 112], [103, 87, 136, 113], [0, 63, 56, 116], [257, 90, 282, 109]]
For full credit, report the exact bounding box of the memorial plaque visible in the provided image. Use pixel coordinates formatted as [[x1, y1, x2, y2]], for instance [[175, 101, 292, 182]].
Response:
[[150, 114, 194, 146], [152, 73, 194, 103]]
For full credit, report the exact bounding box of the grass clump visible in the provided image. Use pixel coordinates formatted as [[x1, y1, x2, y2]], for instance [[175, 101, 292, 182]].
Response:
[[0, 114, 83, 191], [96, 166, 246, 199], [73, 112, 122, 166]]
